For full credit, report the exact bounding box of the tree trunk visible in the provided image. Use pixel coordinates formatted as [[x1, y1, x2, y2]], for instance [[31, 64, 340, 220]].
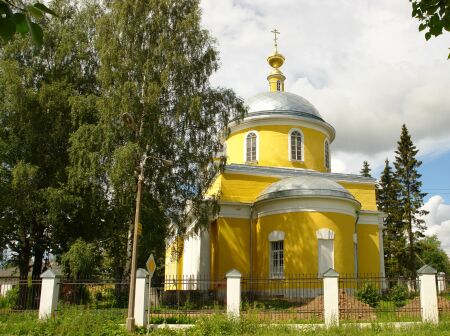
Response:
[[17, 239, 31, 310], [123, 221, 134, 282]]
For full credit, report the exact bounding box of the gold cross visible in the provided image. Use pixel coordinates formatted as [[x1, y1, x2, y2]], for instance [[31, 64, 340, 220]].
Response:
[[271, 28, 280, 52]]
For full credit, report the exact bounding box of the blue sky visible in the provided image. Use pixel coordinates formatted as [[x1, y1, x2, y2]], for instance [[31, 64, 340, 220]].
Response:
[[200, 0, 450, 253]]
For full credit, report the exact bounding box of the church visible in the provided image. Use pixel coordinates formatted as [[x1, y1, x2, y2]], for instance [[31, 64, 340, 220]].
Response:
[[165, 34, 385, 281]]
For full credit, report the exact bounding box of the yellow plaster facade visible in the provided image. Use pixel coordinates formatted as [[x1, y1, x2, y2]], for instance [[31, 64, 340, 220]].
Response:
[[165, 41, 384, 282]]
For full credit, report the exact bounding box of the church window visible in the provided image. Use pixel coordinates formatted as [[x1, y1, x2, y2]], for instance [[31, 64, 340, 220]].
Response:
[[289, 129, 303, 161], [245, 131, 258, 162], [269, 231, 285, 278], [270, 241, 284, 278], [324, 140, 330, 169], [276, 80, 281, 91], [316, 229, 335, 276]]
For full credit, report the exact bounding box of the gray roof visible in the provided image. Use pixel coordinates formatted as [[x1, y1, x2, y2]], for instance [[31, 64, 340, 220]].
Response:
[[256, 175, 356, 202], [245, 91, 324, 122]]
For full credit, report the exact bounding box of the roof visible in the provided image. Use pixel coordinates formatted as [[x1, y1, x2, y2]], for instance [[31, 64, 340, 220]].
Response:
[[245, 91, 324, 122], [256, 175, 356, 202], [225, 164, 376, 184]]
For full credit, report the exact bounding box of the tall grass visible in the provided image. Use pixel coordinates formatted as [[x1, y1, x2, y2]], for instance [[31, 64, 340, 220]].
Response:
[[1, 310, 450, 335]]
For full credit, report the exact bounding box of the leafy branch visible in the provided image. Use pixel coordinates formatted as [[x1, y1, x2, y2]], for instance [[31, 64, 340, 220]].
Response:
[[0, 0, 57, 46]]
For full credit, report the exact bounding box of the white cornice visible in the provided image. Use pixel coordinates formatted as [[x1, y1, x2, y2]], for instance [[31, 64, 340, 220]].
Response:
[[228, 115, 335, 142], [224, 164, 376, 185]]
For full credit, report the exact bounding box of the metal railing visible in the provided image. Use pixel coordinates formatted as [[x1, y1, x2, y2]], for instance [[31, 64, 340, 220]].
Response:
[[57, 278, 129, 318], [241, 275, 324, 323], [338, 274, 421, 322], [0, 277, 41, 313], [149, 275, 226, 324]]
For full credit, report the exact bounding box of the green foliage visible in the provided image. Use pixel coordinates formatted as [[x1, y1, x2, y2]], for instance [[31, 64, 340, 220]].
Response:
[[0, 0, 102, 279], [410, 0, 450, 58], [394, 124, 428, 276], [0, 1, 57, 46], [356, 283, 381, 308], [360, 160, 372, 177], [377, 159, 405, 277], [388, 284, 409, 307], [61, 239, 101, 279], [416, 235, 450, 273], [0, 285, 19, 308]]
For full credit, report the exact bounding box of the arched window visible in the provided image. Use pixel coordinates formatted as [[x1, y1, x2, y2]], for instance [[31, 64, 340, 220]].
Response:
[[276, 80, 281, 91], [324, 140, 330, 170], [316, 229, 335, 276], [245, 131, 258, 162], [289, 129, 303, 161]]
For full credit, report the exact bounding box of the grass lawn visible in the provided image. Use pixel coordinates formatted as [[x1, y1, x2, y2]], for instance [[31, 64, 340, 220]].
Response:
[[1, 309, 450, 335]]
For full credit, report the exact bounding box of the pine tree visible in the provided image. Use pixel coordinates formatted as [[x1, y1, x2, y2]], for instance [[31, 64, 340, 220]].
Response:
[[360, 161, 372, 177], [376, 159, 405, 276], [394, 124, 428, 276]]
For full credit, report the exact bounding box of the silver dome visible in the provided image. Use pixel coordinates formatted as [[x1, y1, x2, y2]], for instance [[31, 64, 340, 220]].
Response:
[[256, 175, 355, 202], [245, 91, 323, 121]]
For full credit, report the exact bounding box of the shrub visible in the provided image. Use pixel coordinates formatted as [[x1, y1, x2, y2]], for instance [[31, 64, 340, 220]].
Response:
[[389, 284, 409, 307], [356, 283, 381, 308], [0, 285, 19, 309]]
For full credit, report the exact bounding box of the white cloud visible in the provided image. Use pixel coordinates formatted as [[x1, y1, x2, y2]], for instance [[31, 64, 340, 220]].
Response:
[[422, 196, 450, 255], [200, 0, 450, 175]]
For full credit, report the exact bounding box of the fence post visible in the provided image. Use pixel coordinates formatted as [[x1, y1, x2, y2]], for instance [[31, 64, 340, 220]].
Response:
[[39, 269, 61, 319], [323, 268, 339, 327], [134, 268, 149, 327], [418, 264, 439, 324], [226, 269, 241, 318], [437, 272, 446, 294]]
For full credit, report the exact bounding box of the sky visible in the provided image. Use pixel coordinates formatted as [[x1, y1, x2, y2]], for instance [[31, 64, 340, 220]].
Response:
[[199, 0, 450, 254]]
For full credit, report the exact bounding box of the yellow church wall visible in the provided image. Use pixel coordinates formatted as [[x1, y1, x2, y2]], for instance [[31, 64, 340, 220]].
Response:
[[226, 125, 329, 172], [164, 237, 184, 289], [357, 224, 381, 274], [339, 182, 377, 211], [220, 173, 279, 203], [254, 212, 355, 277], [212, 217, 251, 279], [205, 175, 222, 197]]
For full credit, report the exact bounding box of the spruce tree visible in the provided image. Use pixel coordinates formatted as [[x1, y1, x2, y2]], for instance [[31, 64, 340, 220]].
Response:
[[394, 124, 428, 276], [360, 161, 372, 177], [376, 159, 405, 276]]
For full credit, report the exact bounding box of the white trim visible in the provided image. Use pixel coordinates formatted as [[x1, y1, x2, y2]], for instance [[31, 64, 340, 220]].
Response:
[[288, 128, 304, 162], [224, 164, 376, 184], [229, 116, 335, 142], [357, 211, 385, 227], [316, 228, 335, 240], [324, 139, 330, 171], [255, 197, 359, 219], [243, 130, 259, 163], [378, 218, 386, 277], [219, 203, 252, 219], [268, 230, 285, 241]]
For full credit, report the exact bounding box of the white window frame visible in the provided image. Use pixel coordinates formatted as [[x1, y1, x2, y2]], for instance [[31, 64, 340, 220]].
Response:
[[244, 130, 259, 163], [269, 231, 285, 278], [288, 128, 304, 162], [316, 228, 335, 276], [276, 80, 281, 91], [324, 139, 330, 170]]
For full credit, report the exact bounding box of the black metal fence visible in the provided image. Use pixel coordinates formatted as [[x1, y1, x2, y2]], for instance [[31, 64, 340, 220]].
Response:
[[56, 278, 129, 319], [338, 274, 421, 322], [0, 277, 42, 313], [241, 275, 324, 323], [148, 275, 226, 324]]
